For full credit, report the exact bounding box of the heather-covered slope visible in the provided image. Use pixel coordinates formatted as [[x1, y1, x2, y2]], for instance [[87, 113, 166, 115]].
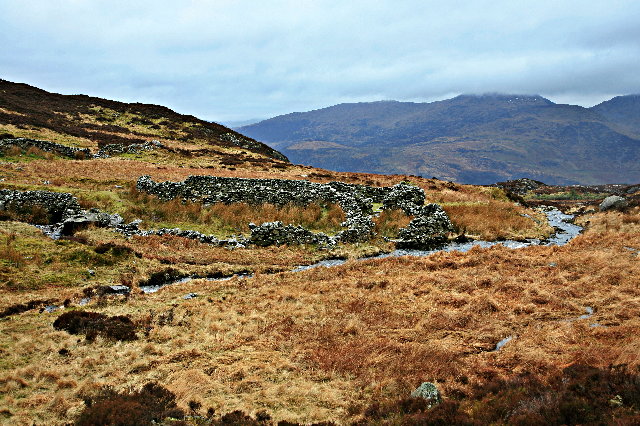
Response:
[[240, 94, 640, 184], [0, 79, 287, 161]]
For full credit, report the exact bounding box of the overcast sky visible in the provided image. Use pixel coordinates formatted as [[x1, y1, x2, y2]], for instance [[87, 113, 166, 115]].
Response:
[[1, 1, 639, 124]]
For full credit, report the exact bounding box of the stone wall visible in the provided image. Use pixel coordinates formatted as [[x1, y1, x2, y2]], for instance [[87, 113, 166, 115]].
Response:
[[0, 189, 82, 223], [0, 178, 454, 249], [0, 137, 163, 160], [0, 138, 92, 159], [95, 140, 164, 158], [137, 175, 454, 248]]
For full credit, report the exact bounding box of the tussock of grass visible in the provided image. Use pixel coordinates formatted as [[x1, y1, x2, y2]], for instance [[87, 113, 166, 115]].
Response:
[[123, 189, 346, 236], [443, 201, 551, 240]]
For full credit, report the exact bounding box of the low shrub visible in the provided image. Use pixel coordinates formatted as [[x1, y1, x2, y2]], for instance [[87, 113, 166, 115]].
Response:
[[76, 382, 184, 425], [357, 364, 640, 424], [53, 310, 137, 341]]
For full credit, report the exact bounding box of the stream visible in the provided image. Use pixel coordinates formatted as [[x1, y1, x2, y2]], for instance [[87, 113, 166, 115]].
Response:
[[294, 207, 583, 272], [145, 207, 582, 290], [41, 207, 591, 350]]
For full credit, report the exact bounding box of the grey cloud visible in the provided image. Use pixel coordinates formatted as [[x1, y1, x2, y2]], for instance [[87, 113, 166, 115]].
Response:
[[1, 0, 639, 122]]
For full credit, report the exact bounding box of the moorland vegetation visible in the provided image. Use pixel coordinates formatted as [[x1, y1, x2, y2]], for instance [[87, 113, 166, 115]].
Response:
[[1, 81, 639, 424]]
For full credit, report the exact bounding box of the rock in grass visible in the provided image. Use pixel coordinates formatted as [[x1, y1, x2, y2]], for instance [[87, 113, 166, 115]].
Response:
[[410, 382, 441, 408], [599, 195, 628, 211]]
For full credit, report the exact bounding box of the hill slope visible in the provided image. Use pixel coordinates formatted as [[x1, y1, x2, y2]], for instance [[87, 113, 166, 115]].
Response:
[[2, 80, 640, 425], [0, 79, 287, 161], [590, 94, 640, 138], [240, 94, 640, 185]]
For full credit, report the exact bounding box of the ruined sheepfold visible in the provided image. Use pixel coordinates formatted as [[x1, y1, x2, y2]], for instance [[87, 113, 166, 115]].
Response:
[[137, 175, 454, 248], [0, 179, 454, 248]]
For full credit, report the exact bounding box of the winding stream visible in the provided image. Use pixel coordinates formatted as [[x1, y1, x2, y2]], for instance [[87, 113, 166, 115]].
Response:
[[42, 208, 583, 305], [40, 207, 593, 350], [294, 207, 582, 272], [148, 207, 582, 290]]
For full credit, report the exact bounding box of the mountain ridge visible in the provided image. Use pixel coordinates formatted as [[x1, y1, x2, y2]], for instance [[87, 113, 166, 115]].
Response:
[[240, 94, 640, 185]]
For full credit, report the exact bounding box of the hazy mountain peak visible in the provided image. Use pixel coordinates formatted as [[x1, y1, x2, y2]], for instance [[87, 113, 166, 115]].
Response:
[[452, 93, 553, 105]]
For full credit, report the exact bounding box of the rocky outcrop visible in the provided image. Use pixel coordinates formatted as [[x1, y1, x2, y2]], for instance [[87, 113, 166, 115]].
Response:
[[59, 209, 126, 235], [495, 178, 545, 195], [599, 195, 628, 211], [219, 133, 289, 162], [410, 382, 441, 408], [0, 138, 91, 159]]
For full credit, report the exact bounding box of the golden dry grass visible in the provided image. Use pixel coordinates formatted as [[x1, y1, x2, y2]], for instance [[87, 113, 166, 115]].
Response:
[[1, 127, 626, 423], [1, 207, 638, 424], [123, 189, 345, 236], [443, 201, 552, 240]]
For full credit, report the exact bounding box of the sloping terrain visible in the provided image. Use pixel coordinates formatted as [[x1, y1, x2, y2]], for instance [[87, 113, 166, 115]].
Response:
[[240, 94, 640, 185], [1, 82, 640, 424], [591, 94, 640, 138], [0, 79, 287, 162]]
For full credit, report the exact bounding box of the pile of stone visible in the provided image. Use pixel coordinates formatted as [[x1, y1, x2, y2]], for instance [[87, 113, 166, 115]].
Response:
[[396, 204, 454, 249]]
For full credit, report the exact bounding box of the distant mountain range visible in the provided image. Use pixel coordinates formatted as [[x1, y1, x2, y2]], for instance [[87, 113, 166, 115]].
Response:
[[239, 94, 640, 184]]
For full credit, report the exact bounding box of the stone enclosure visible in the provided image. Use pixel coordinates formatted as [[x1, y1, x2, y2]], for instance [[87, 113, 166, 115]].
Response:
[[0, 176, 454, 248], [136, 175, 454, 248]]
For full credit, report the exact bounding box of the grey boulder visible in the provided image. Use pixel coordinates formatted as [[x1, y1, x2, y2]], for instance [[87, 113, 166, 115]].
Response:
[[410, 382, 441, 408], [599, 196, 628, 211]]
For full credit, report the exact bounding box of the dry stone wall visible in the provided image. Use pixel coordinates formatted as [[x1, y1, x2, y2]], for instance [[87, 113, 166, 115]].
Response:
[[0, 189, 82, 223], [0, 178, 454, 249], [137, 175, 454, 248], [0, 137, 163, 159], [0, 138, 92, 159]]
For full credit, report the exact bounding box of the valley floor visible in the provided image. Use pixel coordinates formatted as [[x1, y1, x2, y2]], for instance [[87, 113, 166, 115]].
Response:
[[1, 152, 639, 424]]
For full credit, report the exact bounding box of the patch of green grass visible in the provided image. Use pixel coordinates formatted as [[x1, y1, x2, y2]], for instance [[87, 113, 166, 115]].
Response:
[[0, 151, 49, 163], [527, 190, 602, 201], [0, 223, 134, 291]]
